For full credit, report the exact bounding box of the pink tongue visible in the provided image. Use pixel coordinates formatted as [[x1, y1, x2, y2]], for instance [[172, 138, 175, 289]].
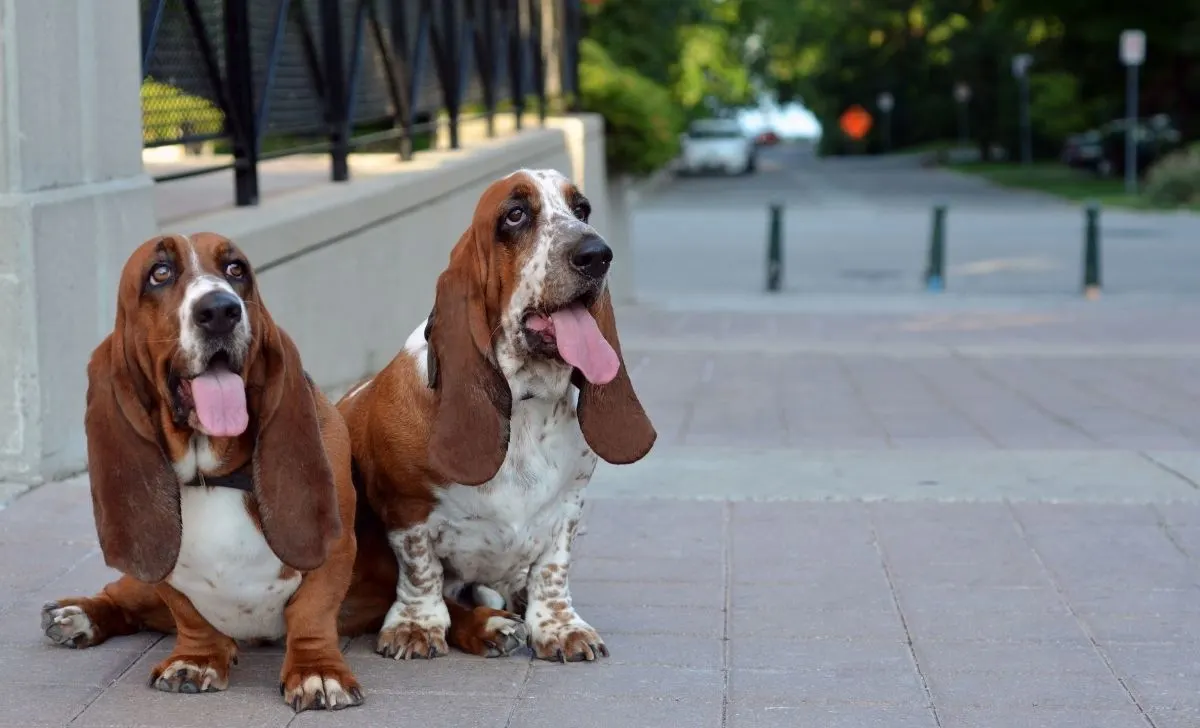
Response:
[[190, 365, 249, 437], [550, 304, 620, 385]]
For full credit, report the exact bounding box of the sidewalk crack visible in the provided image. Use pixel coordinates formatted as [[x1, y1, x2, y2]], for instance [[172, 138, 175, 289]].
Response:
[[1004, 501, 1159, 727], [501, 657, 535, 728], [720, 501, 732, 728], [68, 634, 165, 725], [1139, 452, 1200, 492], [952, 352, 1104, 445], [866, 503, 942, 727]]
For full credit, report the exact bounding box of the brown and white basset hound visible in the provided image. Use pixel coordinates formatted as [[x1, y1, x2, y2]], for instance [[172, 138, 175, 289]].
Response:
[[333, 169, 657, 662], [39, 233, 363, 712]]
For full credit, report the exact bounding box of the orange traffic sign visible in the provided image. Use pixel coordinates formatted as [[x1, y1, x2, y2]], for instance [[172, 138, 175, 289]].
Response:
[[839, 105, 873, 140]]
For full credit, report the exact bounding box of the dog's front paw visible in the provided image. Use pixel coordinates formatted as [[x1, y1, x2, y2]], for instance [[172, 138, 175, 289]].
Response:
[[530, 617, 608, 663], [376, 619, 449, 659], [41, 601, 96, 649], [280, 655, 363, 712], [150, 652, 236, 694]]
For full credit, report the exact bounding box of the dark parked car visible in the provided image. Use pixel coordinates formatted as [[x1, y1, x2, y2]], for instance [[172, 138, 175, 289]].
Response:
[[1082, 115, 1182, 177], [1061, 130, 1103, 169]]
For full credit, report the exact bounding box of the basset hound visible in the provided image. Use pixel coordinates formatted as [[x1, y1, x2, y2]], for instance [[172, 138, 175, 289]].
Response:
[[39, 233, 363, 712], [334, 169, 657, 662]]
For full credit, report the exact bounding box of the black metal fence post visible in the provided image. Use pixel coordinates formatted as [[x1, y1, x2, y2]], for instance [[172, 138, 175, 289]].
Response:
[[530, 0, 547, 123], [223, 0, 259, 206], [140, 0, 579, 205], [508, 0, 527, 130], [470, 0, 498, 138], [320, 0, 350, 182]]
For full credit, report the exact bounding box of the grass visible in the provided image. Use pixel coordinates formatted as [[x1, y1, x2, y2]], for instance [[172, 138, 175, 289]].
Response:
[[949, 161, 1198, 211], [898, 139, 970, 155]]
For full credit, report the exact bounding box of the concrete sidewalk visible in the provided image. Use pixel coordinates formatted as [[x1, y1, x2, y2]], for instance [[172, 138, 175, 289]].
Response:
[[2, 299, 1200, 727]]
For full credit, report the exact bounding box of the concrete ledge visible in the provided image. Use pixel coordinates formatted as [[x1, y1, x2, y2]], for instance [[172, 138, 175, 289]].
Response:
[[171, 115, 612, 392]]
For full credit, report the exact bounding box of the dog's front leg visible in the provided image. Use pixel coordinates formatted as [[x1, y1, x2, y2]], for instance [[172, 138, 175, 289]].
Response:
[[148, 583, 238, 693], [525, 514, 608, 662], [280, 547, 364, 712], [375, 522, 450, 659]]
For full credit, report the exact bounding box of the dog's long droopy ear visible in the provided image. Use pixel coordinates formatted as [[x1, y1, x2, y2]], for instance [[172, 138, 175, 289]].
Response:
[[249, 315, 341, 572], [427, 262, 513, 486], [577, 288, 656, 464], [86, 333, 181, 584]]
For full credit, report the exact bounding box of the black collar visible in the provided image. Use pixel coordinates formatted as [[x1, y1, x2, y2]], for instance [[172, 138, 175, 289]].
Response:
[[187, 466, 254, 493]]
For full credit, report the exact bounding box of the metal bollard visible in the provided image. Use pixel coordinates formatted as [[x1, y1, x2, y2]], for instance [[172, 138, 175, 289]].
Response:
[[1083, 202, 1101, 299], [766, 203, 783, 292], [924, 204, 946, 292]]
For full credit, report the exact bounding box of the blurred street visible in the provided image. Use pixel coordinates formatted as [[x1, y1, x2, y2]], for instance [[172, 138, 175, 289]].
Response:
[[636, 143, 1200, 298]]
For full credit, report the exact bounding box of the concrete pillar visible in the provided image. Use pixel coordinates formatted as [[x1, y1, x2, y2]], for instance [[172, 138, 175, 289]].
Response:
[[0, 0, 157, 483]]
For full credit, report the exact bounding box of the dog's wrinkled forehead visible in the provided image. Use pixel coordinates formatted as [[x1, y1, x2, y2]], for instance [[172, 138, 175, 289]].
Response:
[[507, 168, 590, 233]]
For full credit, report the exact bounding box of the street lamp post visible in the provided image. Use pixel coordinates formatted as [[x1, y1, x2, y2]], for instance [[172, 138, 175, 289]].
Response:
[[877, 92, 894, 152], [1120, 29, 1146, 195], [954, 83, 971, 147], [1012, 53, 1033, 166]]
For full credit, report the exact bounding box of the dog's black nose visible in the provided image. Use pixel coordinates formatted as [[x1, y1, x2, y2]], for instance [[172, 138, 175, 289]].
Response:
[[569, 235, 613, 280], [193, 290, 243, 336]]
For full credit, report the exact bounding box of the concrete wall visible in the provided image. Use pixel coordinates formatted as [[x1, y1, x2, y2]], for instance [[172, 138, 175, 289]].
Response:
[[0, 0, 158, 484], [167, 113, 615, 398]]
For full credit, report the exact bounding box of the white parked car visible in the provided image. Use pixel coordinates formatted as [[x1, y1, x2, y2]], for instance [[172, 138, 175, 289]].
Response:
[[678, 119, 757, 176]]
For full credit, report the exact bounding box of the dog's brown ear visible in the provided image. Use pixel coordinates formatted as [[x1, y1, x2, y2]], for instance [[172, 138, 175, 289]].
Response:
[[426, 261, 512, 486], [577, 288, 656, 464], [247, 312, 341, 572], [86, 334, 181, 584]]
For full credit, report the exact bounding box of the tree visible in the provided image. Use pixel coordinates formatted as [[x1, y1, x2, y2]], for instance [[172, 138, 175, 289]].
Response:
[[585, 0, 754, 121], [717, 0, 1200, 155]]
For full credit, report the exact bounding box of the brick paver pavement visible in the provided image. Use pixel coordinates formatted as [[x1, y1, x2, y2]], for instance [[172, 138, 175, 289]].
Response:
[[3, 298, 1200, 727], [5, 147, 1200, 726]]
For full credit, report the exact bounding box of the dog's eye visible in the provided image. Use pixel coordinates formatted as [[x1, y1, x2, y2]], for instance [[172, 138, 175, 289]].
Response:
[[148, 263, 173, 286], [504, 207, 526, 226], [225, 261, 246, 279], [572, 204, 590, 221]]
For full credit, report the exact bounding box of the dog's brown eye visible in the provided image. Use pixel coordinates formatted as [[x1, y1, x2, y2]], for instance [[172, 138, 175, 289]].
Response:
[[148, 263, 172, 286], [505, 208, 525, 226], [572, 204, 589, 221], [225, 261, 245, 279]]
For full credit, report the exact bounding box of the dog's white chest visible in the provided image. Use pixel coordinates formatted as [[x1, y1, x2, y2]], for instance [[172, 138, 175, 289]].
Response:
[[431, 395, 598, 597], [168, 486, 301, 641]]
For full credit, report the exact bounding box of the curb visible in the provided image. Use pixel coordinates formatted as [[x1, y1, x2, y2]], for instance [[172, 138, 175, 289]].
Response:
[[626, 160, 679, 205]]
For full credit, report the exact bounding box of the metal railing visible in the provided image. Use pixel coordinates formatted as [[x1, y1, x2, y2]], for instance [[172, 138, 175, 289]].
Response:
[[140, 0, 583, 206]]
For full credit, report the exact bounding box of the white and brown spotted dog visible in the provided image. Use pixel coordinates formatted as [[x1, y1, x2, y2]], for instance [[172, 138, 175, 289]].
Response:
[[334, 169, 656, 662]]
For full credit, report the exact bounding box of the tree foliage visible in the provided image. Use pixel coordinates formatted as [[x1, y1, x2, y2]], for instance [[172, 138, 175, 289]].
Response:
[[577, 38, 684, 178], [585, 0, 754, 119], [717, 0, 1200, 156], [583, 0, 1200, 161]]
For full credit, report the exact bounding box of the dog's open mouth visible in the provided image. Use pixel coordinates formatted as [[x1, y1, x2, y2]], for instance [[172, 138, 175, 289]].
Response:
[[175, 351, 249, 438], [523, 300, 619, 385]]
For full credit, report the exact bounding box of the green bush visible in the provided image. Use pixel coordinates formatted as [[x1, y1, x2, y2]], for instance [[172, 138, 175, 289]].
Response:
[[1145, 142, 1200, 207], [578, 38, 683, 178], [141, 78, 224, 145]]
